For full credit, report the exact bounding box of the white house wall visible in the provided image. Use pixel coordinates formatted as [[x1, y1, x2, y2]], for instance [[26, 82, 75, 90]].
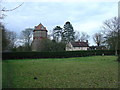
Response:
[[66, 42, 89, 51], [66, 43, 73, 51], [66, 47, 88, 51]]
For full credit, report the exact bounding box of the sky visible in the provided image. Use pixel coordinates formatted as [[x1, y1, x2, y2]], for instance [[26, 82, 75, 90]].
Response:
[[1, 0, 118, 45]]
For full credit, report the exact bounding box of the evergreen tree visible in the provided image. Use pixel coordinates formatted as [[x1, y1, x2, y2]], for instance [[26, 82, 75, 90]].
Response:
[[62, 21, 75, 43], [53, 26, 62, 42]]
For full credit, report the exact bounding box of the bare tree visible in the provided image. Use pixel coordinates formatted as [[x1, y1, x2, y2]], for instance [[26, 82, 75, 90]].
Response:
[[1, 23, 17, 51], [75, 31, 80, 40], [1, 3, 24, 12], [6, 30, 17, 49], [21, 28, 33, 51], [0, 1, 24, 19], [1, 23, 8, 51], [102, 17, 119, 55], [75, 31, 90, 42], [93, 33, 104, 46], [0, 1, 24, 51]]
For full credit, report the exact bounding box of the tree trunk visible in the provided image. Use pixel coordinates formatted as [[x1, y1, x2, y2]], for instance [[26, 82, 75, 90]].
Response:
[[115, 46, 118, 56]]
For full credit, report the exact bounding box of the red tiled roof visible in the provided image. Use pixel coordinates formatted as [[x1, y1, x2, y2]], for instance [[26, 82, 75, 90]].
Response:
[[34, 23, 47, 31], [71, 41, 88, 47]]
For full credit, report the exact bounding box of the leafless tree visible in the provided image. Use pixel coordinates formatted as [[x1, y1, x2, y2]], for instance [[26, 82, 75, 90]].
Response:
[[0, 1, 24, 19], [0, 1, 24, 51], [20, 28, 33, 51], [102, 17, 119, 55], [6, 30, 17, 49], [75, 31, 90, 42], [93, 33, 104, 46], [1, 23, 17, 51]]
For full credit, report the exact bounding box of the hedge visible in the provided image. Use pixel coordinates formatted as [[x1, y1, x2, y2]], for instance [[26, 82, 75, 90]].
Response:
[[2, 50, 117, 60]]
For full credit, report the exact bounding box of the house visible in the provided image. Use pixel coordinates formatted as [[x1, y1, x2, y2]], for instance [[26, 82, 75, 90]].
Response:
[[66, 40, 89, 51], [89, 46, 107, 50]]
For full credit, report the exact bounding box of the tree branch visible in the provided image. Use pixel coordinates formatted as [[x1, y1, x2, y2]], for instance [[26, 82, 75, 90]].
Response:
[[2, 2, 24, 12]]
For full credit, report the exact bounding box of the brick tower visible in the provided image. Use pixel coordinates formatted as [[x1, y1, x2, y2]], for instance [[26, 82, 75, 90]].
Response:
[[32, 23, 48, 51]]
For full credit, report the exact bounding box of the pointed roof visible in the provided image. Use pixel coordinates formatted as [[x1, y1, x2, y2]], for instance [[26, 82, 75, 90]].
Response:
[[34, 23, 47, 31]]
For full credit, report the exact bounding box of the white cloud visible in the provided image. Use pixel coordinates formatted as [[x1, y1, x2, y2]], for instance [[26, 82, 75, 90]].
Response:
[[2, 1, 118, 45], [73, 21, 101, 34]]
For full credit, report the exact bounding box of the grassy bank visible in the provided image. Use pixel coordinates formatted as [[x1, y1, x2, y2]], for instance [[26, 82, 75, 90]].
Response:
[[2, 56, 118, 88]]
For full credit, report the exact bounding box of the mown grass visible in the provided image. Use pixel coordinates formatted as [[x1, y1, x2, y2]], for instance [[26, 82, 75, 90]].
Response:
[[2, 56, 118, 88]]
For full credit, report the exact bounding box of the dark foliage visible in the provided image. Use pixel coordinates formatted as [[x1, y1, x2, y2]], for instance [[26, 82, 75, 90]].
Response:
[[2, 50, 117, 60]]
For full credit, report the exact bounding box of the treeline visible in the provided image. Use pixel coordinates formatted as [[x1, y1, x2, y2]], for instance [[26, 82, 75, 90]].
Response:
[[1, 17, 120, 54], [1, 21, 90, 52], [93, 17, 120, 56]]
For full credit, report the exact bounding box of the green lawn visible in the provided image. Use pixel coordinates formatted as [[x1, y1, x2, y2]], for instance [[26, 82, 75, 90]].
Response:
[[2, 56, 118, 88]]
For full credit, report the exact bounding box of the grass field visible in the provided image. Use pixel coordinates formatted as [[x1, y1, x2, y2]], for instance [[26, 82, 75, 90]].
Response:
[[2, 56, 118, 88]]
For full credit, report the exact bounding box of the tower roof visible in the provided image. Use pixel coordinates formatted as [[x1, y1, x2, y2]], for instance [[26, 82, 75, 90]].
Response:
[[34, 23, 47, 32]]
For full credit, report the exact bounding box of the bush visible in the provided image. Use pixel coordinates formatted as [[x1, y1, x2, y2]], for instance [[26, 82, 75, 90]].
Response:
[[2, 50, 116, 60]]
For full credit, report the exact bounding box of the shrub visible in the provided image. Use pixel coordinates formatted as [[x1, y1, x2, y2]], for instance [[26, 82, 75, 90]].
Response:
[[2, 50, 115, 60]]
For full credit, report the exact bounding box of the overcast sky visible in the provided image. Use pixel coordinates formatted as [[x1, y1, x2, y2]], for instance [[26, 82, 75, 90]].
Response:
[[1, 0, 118, 45]]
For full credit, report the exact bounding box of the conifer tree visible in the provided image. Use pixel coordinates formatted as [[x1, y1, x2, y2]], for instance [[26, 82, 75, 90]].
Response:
[[62, 21, 75, 43], [53, 26, 62, 42]]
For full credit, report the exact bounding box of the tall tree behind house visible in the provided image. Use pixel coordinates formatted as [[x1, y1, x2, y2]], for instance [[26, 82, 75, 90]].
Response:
[[53, 26, 62, 42], [61, 21, 75, 43], [74, 31, 90, 42]]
